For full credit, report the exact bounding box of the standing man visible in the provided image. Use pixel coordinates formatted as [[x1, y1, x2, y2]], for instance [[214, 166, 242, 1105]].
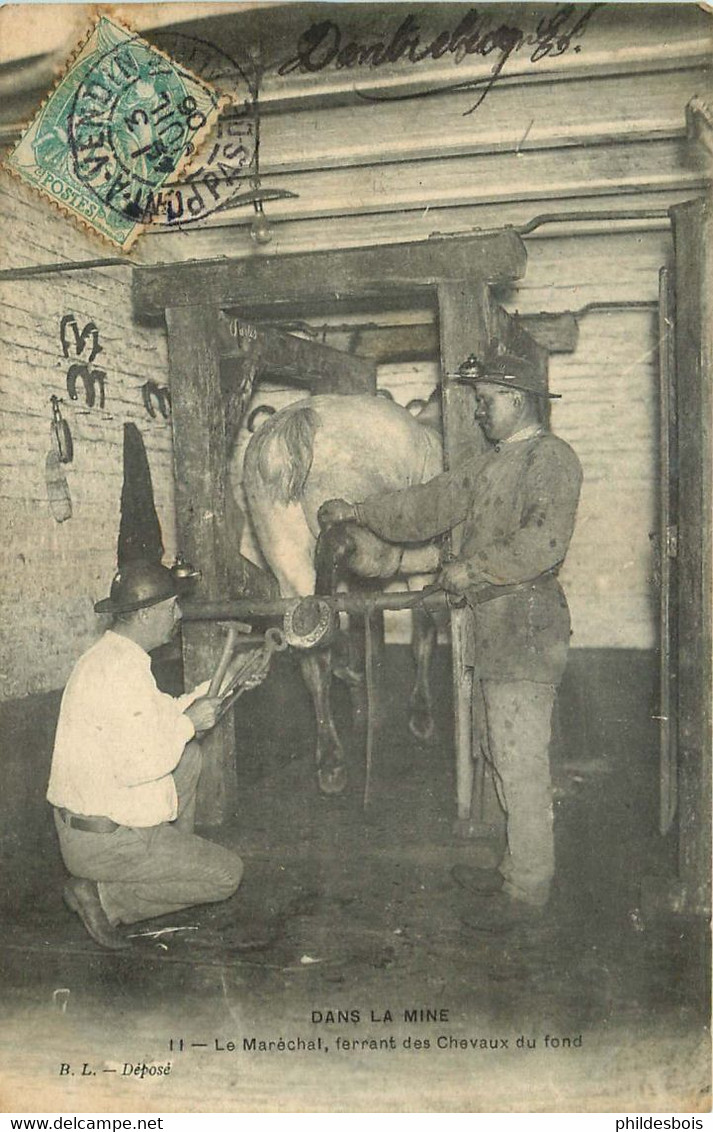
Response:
[[318, 353, 582, 926], [47, 559, 267, 950]]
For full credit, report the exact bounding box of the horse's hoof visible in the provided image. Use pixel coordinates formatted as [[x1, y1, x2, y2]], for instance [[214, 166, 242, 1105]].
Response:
[[318, 764, 348, 795], [408, 712, 435, 743]]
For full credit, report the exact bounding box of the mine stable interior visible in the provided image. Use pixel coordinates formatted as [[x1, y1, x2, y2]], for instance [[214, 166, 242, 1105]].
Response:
[[0, 2, 711, 1112]]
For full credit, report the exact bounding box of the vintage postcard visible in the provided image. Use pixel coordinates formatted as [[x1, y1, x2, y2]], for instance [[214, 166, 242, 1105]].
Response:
[[0, 0, 711, 1116]]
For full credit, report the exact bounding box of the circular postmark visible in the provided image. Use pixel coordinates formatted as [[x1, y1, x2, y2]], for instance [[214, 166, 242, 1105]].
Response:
[[67, 29, 256, 231]]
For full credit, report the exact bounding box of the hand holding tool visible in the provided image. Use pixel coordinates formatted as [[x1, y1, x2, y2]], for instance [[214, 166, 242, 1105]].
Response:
[[216, 627, 287, 720]]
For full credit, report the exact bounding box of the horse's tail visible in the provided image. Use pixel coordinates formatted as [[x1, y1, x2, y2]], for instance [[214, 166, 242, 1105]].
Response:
[[244, 402, 319, 506]]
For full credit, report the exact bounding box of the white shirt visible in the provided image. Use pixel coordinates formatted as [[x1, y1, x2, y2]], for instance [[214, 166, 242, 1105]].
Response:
[[47, 631, 206, 827]]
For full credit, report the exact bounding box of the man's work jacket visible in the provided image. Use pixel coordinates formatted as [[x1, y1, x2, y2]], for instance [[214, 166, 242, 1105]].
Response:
[[355, 430, 583, 685]]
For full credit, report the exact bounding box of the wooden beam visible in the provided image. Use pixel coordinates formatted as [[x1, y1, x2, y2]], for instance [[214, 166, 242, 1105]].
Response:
[[669, 196, 712, 916], [686, 95, 713, 158], [132, 230, 527, 319], [437, 279, 489, 824], [160, 139, 704, 228], [257, 66, 706, 175], [141, 188, 684, 266], [217, 312, 376, 393], [264, 40, 709, 113], [309, 311, 578, 363], [165, 304, 239, 827], [519, 312, 579, 355]]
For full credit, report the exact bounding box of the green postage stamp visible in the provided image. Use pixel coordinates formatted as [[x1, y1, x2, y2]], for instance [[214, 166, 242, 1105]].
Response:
[[5, 16, 225, 250]]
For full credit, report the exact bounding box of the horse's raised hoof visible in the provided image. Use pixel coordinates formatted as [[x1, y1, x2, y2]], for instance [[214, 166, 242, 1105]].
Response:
[[408, 709, 435, 743], [318, 764, 348, 795]]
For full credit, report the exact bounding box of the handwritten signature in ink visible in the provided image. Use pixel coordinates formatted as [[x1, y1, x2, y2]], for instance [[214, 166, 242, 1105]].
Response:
[[278, 5, 603, 115]]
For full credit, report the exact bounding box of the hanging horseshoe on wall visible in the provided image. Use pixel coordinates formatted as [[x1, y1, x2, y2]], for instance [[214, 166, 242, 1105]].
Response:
[[141, 381, 171, 420], [66, 363, 106, 409], [50, 395, 73, 464]]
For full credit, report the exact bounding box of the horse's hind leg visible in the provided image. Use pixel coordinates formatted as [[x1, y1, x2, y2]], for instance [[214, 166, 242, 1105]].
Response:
[[244, 498, 348, 793], [409, 606, 437, 741], [299, 649, 348, 795]]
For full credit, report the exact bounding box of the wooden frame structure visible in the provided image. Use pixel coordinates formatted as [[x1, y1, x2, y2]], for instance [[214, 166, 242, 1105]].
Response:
[[134, 231, 563, 826]]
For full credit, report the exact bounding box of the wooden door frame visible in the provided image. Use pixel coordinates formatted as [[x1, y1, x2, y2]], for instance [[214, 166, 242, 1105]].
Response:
[[134, 231, 540, 825], [668, 197, 712, 916], [642, 196, 712, 919], [164, 311, 377, 824]]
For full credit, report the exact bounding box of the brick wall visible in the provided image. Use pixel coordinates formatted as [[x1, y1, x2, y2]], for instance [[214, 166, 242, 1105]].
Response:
[[0, 173, 173, 699], [517, 231, 667, 651]]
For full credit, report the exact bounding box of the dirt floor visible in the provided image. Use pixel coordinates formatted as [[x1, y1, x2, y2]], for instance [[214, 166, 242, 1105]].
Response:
[[1, 648, 710, 1112]]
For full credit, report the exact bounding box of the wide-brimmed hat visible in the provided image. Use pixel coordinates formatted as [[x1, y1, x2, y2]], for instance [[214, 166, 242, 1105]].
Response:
[[455, 353, 561, 399], [94, 560, 178, 614]]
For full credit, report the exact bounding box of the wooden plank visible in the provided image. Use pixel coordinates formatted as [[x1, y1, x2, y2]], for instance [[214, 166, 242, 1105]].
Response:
[[139, 1, 708, 114], [253, 0, 710, 109], [164, 138, 705, 226], [686, 95, 713, 158], [1, 20, 708, 148], [141, 188, 683, 267], [256, 66, 706, 174], [657, 265, 678, 837], [669, 196, 712, 915], [437, 280, 491, 823], [271, 51, 709, 113], [133, 229, 527, 317], [296, 311, 578, 363], [216, 312, 377, 393], [164, 305, 239, 827], [521, 312, 579, 354]]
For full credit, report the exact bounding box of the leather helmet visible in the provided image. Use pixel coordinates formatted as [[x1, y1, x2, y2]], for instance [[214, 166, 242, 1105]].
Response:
[[456, 352, 561, 399], [94, 560, 178, 614]]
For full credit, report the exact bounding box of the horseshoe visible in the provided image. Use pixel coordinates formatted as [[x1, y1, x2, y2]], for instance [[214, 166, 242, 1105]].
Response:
[[67, 364, 106, 409], [141, 381, 171, 420]]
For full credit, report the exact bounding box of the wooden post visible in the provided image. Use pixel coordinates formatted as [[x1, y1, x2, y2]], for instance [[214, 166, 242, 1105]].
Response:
[[669, 197, 712, 915], [642, 197, 712, 920], [437, 281, 491, 823], [165, 305, 237, 826]]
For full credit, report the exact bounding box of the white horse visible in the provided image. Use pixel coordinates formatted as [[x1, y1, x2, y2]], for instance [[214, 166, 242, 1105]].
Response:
[[239, 392, 443, 794]]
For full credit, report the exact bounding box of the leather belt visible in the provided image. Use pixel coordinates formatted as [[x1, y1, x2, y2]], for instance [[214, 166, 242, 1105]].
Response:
[[58, 808, 119, 834]]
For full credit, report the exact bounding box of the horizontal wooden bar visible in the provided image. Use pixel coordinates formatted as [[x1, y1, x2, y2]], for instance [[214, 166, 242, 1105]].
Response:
[[217, 312, 377, 392], [133, 229, 527, 318], [141, 188, 683, 267], [263, 42, 709, 112], [180, 139, 704, 226], [256, 66, 706, 175], [304, 311, 579, 361]]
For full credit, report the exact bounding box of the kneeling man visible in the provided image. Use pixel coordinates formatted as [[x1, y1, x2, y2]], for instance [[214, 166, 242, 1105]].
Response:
[[48, 559, 265, 950]]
